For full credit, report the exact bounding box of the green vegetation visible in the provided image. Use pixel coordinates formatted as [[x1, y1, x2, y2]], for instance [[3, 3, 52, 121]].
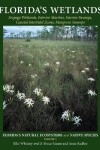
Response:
[[3, 39, 97, 131]]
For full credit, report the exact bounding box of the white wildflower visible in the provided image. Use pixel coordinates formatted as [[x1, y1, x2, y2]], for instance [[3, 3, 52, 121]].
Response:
[[61, 110, 72, 121], [88, 90, 97, 96], [24, 98, 34, 107], [29, 64, 32, 67], [88, 78, 95, 82], [44, 63, 50, 66], [72, 51, 75, 53], [16, 91, 26, 100], [72, 116, 82, 126], [56, 62, 60, 65], [20, 61, 24, 64], [31, 74, 37, 79], [42, 96, 50, 105], [84, 68, 89, 71], [33, 88, 42, 96], [3, 101, 7, 110], [3, 84, 14, 94], [81, 70, 85, 73]]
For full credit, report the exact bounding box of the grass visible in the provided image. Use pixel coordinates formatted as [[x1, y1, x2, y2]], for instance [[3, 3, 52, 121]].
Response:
[[3, 39, 98, 131]]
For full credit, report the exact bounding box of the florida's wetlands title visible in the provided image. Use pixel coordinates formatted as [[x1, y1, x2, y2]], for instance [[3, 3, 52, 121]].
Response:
[[0, 6, 100, 14], [3, 25, 97, 131]]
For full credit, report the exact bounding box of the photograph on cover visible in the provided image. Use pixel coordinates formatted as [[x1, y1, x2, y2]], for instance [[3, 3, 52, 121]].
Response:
[[3, 26, 98, 131]]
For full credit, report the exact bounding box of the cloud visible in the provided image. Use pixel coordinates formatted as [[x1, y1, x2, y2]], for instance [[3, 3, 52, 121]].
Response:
[[3, 26, 45, 34]]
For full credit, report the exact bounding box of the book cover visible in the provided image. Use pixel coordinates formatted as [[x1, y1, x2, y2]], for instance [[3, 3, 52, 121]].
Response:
[[0, 0, 100, 149]]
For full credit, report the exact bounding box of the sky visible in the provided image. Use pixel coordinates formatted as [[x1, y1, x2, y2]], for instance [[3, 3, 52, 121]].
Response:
[[3, 26, 47, 36]]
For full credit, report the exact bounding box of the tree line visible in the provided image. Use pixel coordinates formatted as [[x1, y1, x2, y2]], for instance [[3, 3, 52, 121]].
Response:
[[3, 26, 98, 41]]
